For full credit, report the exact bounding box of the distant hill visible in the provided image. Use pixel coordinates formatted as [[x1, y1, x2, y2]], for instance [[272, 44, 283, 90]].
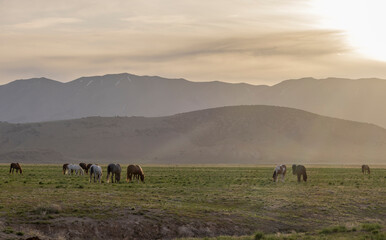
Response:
[[0, 105, 385, 164], [2, 73, 386, 128]]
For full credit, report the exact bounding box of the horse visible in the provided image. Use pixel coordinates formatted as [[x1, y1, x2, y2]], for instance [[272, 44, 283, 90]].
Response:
[[272, 165, 287, 182], [89, 165, 103, 183], [362, 165, 370, 174], [127, 164, 145, 182], [79, 163, 88, 174], [292, 164, 307, 182], [66, 164, 84, 176], [62, 163, 69, 175], [106, 163, 122, 183], [9, 163, 23, 174]]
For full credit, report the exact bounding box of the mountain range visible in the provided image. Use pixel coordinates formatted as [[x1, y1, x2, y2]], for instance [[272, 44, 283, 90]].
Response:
[[1, 105, 385, 164], [2, 73, 386, 128]]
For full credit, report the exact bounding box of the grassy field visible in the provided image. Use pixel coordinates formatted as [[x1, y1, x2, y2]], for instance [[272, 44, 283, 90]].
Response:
[[0, 165, 385, 239]]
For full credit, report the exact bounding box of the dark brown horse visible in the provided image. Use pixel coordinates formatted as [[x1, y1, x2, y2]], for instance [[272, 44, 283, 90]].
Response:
[[10, 163, 23, 174], [86, 163, 93, 173], [79, 163, 88, 174], [127, 164, 145, 182], [292, 164, 307, 182], [362, 165, 370, 174], [62, 163, 69, 175], [107, 163, 122, 183]]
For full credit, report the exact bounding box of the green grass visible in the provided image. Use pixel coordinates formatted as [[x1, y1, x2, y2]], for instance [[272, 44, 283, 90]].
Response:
[[0, 165, 385, 238]]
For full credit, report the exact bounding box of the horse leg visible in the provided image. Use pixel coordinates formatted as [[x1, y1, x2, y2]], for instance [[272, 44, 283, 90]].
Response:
[[107, 172, 111, 183], [297, 174, 301, 182], [111, 173, 114, 183], [281, 174, 285, 182]]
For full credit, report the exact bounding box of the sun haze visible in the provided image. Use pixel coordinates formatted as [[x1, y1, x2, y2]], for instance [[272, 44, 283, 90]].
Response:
[[1, 0, 386, 84]]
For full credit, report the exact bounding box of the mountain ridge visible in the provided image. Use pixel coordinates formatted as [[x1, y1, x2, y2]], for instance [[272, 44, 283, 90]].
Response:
[[2, 73, 386, 128]]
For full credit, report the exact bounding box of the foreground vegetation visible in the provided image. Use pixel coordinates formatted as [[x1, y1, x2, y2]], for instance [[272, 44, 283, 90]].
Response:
[[0, 165, 384, 239]]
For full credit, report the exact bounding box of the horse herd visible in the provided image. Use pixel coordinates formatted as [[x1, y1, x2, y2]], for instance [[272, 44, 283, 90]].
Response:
[[272, 164, 371, 182], [61, 163, 145, 183], [9, 162, 372, 183]]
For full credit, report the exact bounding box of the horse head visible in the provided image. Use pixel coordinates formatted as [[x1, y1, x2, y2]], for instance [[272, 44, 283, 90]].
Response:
[[272, 171, 277, 182], [140, 174, 145, 182]]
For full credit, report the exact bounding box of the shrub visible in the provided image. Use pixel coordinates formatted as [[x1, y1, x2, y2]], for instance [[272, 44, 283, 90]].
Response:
[[32, 204, 62, 215], [319, 225, 347, 234], [362, 223, 381, 232], [254, 231, 264, 240], [3, 227, 14, 234]]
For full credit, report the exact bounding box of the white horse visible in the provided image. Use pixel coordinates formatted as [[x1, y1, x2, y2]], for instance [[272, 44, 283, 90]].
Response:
[[273, 165, 287, 182], [66, 164, 84, 176], [89, 165, 103, 183]]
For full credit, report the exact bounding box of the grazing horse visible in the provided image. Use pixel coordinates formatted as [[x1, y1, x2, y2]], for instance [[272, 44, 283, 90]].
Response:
[[62, 163, 69, 175], [127, 164, 145, 182], [292, 164, 307, 182], [106, 163, 122, 183], [272, 165, 287, 182], [89, 165, 103, 183], [9, 163, 23, 174], [66, 164, 84, 176], [79, 163, 88, 174], [362, 165, 370, 174]]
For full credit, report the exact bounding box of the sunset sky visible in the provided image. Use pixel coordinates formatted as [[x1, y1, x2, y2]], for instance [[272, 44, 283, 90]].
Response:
[[1, 0, 386, 85]]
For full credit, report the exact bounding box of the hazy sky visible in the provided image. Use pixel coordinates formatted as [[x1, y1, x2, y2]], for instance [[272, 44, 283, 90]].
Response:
[[1, 0, 386, 85]]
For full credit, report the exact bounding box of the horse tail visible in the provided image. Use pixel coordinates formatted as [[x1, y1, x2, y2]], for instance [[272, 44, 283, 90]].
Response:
[[303, 170, 308, 182], [9, 164, 12, 174], [106, 165, 110, 183]]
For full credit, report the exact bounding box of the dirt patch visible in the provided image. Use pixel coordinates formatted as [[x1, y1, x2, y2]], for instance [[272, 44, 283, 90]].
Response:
[[3, 210, 295, 240]]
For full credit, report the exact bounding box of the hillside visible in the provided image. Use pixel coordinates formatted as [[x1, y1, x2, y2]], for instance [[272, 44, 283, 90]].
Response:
[[0, 105, 385, 164]]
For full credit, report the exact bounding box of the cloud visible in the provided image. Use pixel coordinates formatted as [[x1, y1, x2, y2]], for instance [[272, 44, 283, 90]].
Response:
[[12, 17, 82, 29], [1, 0, 386, 84]]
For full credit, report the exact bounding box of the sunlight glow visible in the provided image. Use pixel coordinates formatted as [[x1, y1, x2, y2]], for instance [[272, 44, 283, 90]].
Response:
[[311, 0, 386, 62]]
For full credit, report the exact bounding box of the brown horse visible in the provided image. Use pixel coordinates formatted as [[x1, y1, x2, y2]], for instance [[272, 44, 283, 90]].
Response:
[[62, 163, 69, 175], [362, 165, 370, 174], [79, 163, 88, 174], [292, 164, 307, 182], [126, 164, 145, 182], [10, 163, 23, 174]]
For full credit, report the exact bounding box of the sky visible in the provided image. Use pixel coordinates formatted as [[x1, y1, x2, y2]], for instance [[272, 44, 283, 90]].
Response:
[[1, 0, 386, 85]]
